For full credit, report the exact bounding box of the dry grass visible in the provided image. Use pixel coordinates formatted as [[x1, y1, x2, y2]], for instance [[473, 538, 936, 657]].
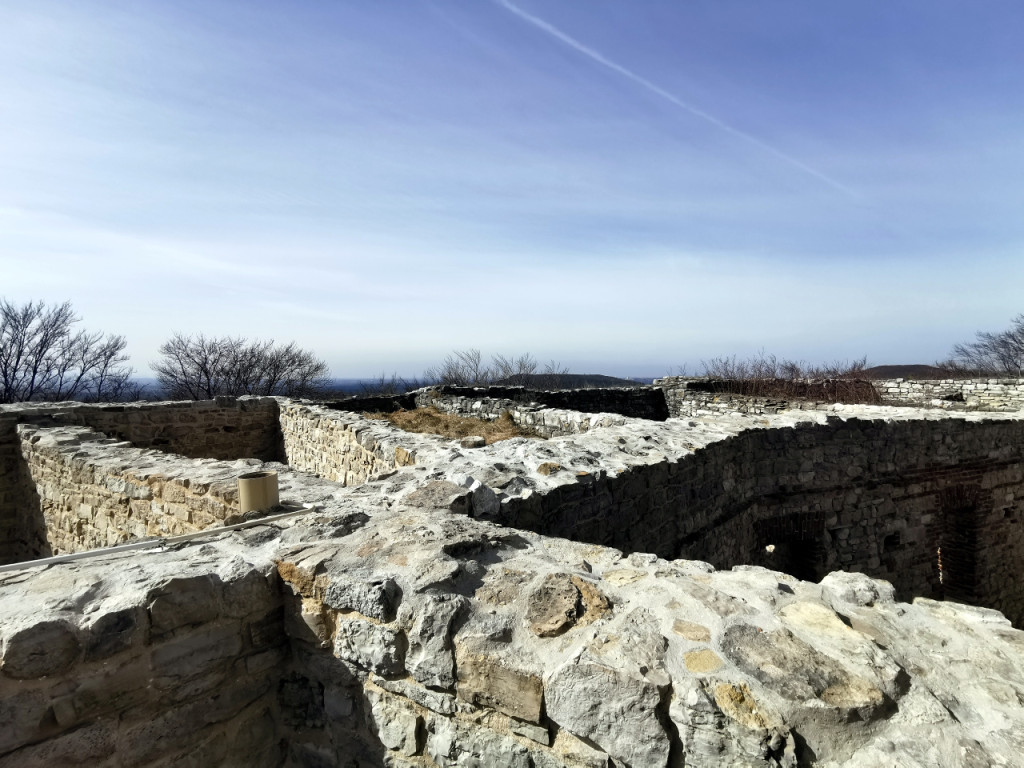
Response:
[[364, 406, 542, 444]]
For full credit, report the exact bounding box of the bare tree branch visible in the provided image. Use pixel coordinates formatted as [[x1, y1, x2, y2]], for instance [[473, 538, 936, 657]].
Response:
[[424, 349, 569, 388], [945, 314, 1024, 376], [151, 333, 329, 400], [0, 299, 135, 403]]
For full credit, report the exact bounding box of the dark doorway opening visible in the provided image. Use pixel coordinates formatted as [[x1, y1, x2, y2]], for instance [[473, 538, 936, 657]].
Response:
[[937, 486, 980, 604], [754, 512, 826, 583]]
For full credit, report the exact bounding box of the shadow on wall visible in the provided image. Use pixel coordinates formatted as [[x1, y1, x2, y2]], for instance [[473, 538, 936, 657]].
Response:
[[489, 419, 1024, 627], [12, 457, 50, 562]]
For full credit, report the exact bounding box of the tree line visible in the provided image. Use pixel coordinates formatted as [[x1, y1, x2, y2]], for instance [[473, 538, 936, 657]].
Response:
[[0, 299, 570, 403], [0, 299, 328, 403], [2, 298, 1022, 404]]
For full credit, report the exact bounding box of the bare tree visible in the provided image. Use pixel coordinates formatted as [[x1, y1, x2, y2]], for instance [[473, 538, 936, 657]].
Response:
[[943, 314, 1024, 376], [0, 299, 136, 403], [701, 351, 868, 382], [697, 350, 874, 403], [152, 333, 329, 400], [424, 349, 570, 388], [534, 359, 572, 389], [359, 372, 422, 397], [492, 353, 538, 386], [424, 349, 493, 386]]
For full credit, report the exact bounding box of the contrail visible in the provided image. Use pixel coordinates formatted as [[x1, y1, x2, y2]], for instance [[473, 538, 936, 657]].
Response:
[[496, 0, 858, 198]]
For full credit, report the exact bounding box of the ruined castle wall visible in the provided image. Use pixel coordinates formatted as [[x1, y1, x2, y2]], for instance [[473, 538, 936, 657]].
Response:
[[16, 424, 245, 556], [419, 385, 670, 421], [496, 416, 1024, 625], [875, 378, 1024, 410], [654, 376, 839, 417], [4, 406, 1024, 766], [414, 390, 632, 437], [656, 376, 1024, 415], [0, 399, 281, 563], [47, 398, 284, 460], [0, 413, 34, 564], [0, 558, 286, 768], [278, 402, 416, 485]]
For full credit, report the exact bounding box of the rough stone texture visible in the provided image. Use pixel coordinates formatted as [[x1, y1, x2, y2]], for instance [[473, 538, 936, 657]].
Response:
[[655, 376, 1024, 416], [0, 546, 285, 767], [13, 422, 343, 558], [0, 398, 281, 564], [654, 377, 838, 418], [2, 393, 1024, 766], [2, 499, 1022, 767], [278, 401, 421, 485], [413, 385, 670, 422], [876, 377, 1024, 411]]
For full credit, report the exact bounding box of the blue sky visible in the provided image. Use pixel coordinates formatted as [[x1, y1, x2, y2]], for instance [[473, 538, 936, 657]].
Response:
[[1, 1, 1022, 377]]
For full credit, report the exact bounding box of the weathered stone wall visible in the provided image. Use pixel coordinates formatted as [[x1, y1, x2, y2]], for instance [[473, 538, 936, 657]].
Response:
[[0, 398, 282, 564], [49, 397, 283, 460], [7, 498, 1023, 768], [0, 552, 287, 768], [17, 424, 246, 556], [493, 415, 1024, 626], [328, 385, 669, 423], [657, 376, 1024, 416], [422, 385, 670, 421], [875, 377, 1024, 410], [654, 376, 840, 417], [278, 402, 424, 485], [414, 390, 632, 438], [0, 412, 36, 565]]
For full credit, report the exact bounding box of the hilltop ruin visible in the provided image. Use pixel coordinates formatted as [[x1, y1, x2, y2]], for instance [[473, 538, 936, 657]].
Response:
[[1, 378, 1023, 766]]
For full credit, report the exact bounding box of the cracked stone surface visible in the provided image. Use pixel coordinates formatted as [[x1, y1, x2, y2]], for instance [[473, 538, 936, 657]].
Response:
[[1, 396, 1023, 766]]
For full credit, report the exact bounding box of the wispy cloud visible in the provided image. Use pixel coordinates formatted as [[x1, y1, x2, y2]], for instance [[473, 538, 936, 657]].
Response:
[[496, 0, 858, 198]]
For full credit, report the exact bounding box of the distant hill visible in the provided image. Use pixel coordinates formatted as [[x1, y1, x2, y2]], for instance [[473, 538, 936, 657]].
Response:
[[860, 365, 950, 379], [493, 373, 647, 389]]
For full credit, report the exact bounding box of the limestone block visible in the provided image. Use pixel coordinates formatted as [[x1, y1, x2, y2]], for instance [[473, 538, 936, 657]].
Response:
[[333, 617, 406, 676], [721, 624, 886, 716], [545, 651, 671, 767], [150, 622, 244, 683], [0, 722, 116, 768], [324, 577, 400, 622], [819, 571, 895, 608], [669, 677, 793, 768], [423, 712, 532, 768], [455, 651, 544, 723], [402, 594, 465, 689], [0, 690, 50, 753], [148, 575, 222, 636], [82, 606, 144, 661], [0, 619, 81, 679], [375, 675, 457, 715], [366, 686, 421, 756], [526, 573, 581, 637]]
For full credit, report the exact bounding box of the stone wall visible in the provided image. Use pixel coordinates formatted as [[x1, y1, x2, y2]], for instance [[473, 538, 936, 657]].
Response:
[[278, 402, 424, 485], [657, 376, 1024, 416], [875, 378, 1024, 410], [329, 385, 669, 422], [413, 390, 632, 438], [48, 397, 283, 460], [492, 415, 1024, 626], [654, 376, 850, 417], [17, 424, 246, 557], [5, 499, 1023, 768], [0, 398, 282, 564], [0, 551, 287, 768]]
